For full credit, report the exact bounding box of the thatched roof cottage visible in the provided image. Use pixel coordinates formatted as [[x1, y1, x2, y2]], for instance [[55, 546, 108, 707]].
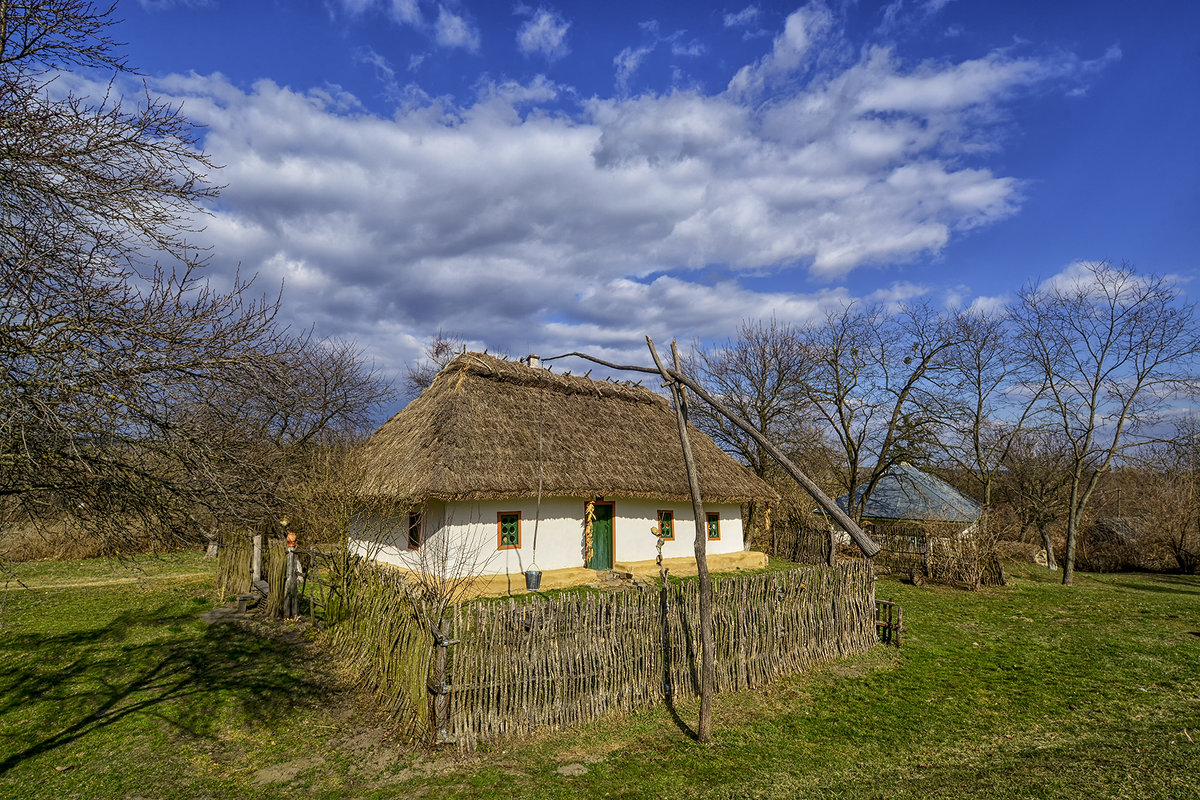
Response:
[[351, 352, 777, 592]]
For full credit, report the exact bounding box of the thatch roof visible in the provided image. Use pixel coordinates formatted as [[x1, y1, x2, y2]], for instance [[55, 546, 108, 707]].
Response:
[[356, 352, 777, 504], [837, 463, 981, 524]]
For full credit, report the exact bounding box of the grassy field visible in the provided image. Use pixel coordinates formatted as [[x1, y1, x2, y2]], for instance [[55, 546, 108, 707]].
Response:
[[0, 555, 1196, 799]]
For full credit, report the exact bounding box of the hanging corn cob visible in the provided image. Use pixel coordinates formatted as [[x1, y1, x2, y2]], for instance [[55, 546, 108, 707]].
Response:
[[584, 499, 596, 564]]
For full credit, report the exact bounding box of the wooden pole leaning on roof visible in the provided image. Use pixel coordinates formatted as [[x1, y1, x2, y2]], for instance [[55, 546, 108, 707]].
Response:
[[541, 351, 880, 558], [647, 336, 715, 743]]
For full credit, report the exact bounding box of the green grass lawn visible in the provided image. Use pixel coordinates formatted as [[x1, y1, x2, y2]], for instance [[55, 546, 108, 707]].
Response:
[[1, 557, 1196, 799]]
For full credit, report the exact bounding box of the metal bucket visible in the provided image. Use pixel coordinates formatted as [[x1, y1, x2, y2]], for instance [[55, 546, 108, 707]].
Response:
[[524, 569, 542, 591]]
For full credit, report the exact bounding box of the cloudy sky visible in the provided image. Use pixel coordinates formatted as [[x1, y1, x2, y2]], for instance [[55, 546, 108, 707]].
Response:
[[112, 1, 1199, 398]]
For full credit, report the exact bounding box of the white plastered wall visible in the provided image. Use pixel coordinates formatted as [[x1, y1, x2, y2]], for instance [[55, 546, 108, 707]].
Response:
[[350, 496, 746, 575]]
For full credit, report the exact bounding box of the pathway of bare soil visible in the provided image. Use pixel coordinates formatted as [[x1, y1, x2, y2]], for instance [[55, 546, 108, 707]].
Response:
[[12, 572, 215, 591]]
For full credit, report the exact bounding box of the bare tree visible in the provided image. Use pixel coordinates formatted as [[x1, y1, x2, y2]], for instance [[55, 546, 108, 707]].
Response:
[[688, 318, 833, 546], [1014, 262, 1200, 585], [1130, 418, 1200, 573], [689, 318, 816, 477], [0, 3, 394, 552], [934, 309, 1042, 541], [403, 332, 470, 397], [1000, 427, 1075, 569], [804, 301, 962, 521]]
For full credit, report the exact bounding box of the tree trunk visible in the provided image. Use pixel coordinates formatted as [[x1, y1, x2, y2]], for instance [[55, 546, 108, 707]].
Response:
[[432, 616, 450, 745], [744, 500, 758, 551], [1062, 510, 1078, 585], [1038, 524, 1058, 570]]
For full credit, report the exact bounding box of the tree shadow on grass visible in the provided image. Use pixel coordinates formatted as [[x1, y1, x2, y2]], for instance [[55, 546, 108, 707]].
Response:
[[0, 605, 326, 776], [661, 583, 698, 741], [1099, 574, 1200, 597]]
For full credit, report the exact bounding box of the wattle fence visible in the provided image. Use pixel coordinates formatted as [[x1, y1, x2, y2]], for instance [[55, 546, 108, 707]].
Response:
[[329, 561, 876, 749], [446, 562, 876, 748]]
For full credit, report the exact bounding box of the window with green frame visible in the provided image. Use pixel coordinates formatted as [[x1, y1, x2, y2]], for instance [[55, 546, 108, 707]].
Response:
[[497, 511, 520, 549], [706, 512, 720, 541], [657, 510, 674, 540]]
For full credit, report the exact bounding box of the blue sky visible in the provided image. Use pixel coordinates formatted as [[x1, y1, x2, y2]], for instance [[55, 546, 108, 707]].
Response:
[[108, 1, 1199, 385]]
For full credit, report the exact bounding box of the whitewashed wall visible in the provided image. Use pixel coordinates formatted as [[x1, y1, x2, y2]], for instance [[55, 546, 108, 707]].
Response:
[[350, 496, 746, 575]]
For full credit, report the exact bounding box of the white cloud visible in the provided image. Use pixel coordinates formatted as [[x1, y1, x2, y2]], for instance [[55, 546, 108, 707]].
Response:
[[967, 294, 1009, 315], [614, 45, 653, 93], [669, 34, 706, 58], [338, 0, 378, 15], [335, 1, 478, 53], [613, 23, 708, 91], [390, 0, 422, 25], [856, 52, 1045, 113], [923, 0, 957, 13], [879, 0, 905, 33], [724, 6, 760, 28], [517, 7, 571, 61], [354, 47, 402, 99], [877, 0, 957, 35], [867, 281, 930, 310], [1036, 260, 1112, 296], [727, 2, 834, 97], [134, 9, 1109, 375], [435, 6, 481, 52]]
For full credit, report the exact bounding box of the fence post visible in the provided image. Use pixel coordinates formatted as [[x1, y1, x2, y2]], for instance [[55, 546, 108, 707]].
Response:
[[284, 540, 299, 618], [251, 533, 262, 584], [657, 532, 672, 700]]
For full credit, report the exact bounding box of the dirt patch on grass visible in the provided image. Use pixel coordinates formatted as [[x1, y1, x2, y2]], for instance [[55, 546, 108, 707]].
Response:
[[253, 755, 326, 786], [18, 572, 214, 591], [556, 762, 589, 776]]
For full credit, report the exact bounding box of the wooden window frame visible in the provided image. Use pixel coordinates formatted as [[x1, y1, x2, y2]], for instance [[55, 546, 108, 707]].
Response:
[[706, 511, 720, 541], [407, 512, 422, 549], [657, 509, 675, 541], [497, 511, 521, 550]]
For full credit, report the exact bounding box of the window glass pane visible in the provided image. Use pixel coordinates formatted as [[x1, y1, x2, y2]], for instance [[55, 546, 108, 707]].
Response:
[[707, 513, 720, 540], [499, 513, 519, 547]]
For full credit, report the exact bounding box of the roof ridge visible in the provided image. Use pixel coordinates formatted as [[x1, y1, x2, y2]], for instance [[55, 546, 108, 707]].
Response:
[[446, 351, 664, 406]]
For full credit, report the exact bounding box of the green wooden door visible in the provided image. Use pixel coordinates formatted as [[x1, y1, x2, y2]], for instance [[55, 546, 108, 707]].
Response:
[[587, 503, 614, 570]]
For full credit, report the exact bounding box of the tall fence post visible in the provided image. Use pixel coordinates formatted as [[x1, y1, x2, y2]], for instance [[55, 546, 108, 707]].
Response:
[[251, 533, 262, 584], [284, 534, 299, 618], [656, 532, 672, 699]]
